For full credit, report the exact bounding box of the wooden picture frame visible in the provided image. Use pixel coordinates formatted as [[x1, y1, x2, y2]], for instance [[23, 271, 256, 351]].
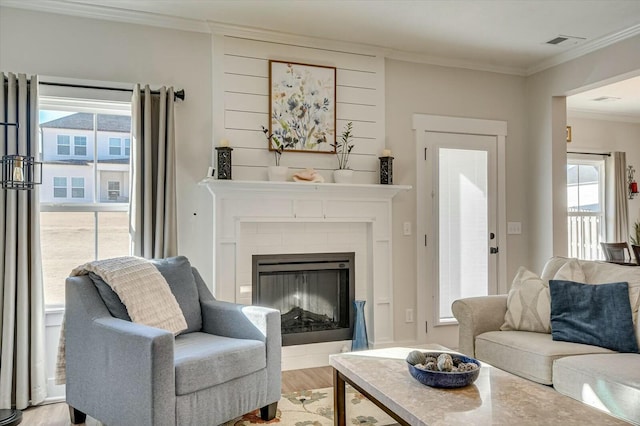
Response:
[[566, 126, 572, 143], [269, 60, 336, 153]]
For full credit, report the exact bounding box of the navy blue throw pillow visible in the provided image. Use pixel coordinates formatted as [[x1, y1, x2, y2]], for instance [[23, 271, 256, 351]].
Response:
[[549, 280, 638, 353]]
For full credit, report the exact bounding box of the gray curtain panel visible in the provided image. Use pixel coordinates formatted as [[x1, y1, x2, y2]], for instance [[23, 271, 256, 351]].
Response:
[[0, 72, 47, 409], [611, 151, 629, 243], [130, 84, 177, 258]]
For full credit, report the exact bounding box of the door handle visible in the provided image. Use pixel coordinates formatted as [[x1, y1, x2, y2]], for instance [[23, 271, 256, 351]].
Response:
[[490, 247, 499, 254]]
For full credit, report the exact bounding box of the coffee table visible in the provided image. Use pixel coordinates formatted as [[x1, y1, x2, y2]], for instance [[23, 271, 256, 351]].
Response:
[[329, 345, 628, 425]]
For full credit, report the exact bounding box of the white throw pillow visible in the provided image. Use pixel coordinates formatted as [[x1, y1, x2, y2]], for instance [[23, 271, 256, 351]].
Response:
[[553, 258, 586, 282], [501, 267, 551, 333]]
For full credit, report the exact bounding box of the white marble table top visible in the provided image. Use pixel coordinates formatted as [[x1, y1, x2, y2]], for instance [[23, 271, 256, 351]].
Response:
[[329, 346, 628, 425]]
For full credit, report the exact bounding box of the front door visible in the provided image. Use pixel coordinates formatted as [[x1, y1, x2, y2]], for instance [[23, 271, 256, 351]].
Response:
[[430, 132, 498, 325], [414, 114, 506, 347]]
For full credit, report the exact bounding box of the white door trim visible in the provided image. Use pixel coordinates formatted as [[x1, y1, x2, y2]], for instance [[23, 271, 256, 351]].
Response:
[[413, 114, 507, 343]]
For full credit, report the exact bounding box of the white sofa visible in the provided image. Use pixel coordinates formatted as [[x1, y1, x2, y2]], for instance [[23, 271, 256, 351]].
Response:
[[452, 257, 640, 425]]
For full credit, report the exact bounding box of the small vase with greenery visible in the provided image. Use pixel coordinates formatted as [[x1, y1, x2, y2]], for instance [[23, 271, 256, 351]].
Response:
[[262, 125, 294, 181], [332, 122, 355, 183], [333, 121, 355, 170]]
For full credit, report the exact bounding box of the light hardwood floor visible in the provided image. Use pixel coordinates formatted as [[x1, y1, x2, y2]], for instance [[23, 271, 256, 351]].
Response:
[[21, 366, 333, 426]]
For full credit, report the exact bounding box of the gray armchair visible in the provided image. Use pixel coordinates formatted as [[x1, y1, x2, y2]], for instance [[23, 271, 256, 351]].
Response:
[[64, 257, 281, 426]]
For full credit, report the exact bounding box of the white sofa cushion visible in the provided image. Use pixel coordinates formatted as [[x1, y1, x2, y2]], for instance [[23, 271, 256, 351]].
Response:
[[553, 258, 586, 282], [578, 260, 640, 323], [553, 354, 640, 424], [475, 330, 613, 385]]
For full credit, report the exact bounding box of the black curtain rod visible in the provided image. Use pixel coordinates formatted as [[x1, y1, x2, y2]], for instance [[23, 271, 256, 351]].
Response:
[[39, 81, 185, 101], [567, 151, 611, 157]]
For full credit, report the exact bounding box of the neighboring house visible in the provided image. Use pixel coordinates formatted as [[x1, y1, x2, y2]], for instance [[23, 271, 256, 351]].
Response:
[[40, 113, 131, 204]]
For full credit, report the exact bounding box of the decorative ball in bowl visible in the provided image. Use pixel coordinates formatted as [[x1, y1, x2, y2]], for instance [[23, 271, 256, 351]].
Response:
[[406, 351, 480, 388]]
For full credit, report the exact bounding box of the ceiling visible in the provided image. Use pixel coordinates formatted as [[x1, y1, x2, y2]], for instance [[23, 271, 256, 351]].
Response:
[[3, 0, 640, 119], [566, 76, 640, 122]]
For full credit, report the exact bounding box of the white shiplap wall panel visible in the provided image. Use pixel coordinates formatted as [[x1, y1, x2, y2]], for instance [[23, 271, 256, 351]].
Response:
[[337, 86, 377, 106], [337, 69, 378, 88], [338, 103, 377, 123], [224, 112, 380, 140], [223, 36, 380, 72], [231, 166, 376, 184], [224, 92, 268, 113], [214, 33, 385, 183], [232, 147, 377, 171], [223, 129, 265, 149], [225, 110, 266, 131], [336, 120, 378, 140], [224, 55, 268, 77], [224, 73, 267, 95]]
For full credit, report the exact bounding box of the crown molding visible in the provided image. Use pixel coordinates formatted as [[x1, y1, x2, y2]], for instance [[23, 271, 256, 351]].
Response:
[[0, 0, 211, 33], [385, 50, 528, 76], [0, 0, 528, 75], [527, 23, 640, 76], [568, 108, 640, 124], [2, 0, 639, 78], [207, 22, 386, 58]]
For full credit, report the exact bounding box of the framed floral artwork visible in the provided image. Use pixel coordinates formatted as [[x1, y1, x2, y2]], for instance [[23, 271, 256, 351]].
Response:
[[269, 60, 336, 153]]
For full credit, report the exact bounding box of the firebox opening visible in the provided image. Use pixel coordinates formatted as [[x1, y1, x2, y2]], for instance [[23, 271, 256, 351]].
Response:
[[252, 252, 355, 346]]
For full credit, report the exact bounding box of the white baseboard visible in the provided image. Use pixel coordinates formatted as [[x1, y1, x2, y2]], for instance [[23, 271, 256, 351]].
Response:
[[282, 340, 352, 371]]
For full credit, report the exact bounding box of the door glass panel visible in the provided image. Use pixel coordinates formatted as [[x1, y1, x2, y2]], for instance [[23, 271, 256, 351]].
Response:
[[438, 148, 489, 320]]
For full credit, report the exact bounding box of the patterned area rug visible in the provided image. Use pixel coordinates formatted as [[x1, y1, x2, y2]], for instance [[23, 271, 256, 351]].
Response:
[[224, 386, 400, 425]]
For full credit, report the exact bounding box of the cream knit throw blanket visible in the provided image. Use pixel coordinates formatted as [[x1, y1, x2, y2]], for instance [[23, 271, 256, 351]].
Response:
[[55, 256, 188, 384]]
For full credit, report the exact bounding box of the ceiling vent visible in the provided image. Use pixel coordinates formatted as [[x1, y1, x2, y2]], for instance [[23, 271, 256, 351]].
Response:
[[545, 35, 587, 46], [592, 96, 621, 102]]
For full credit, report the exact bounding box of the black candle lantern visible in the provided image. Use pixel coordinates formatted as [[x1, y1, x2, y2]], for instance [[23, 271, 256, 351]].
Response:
[[216, 147, 233, 180], [379, 156, 394, 184]]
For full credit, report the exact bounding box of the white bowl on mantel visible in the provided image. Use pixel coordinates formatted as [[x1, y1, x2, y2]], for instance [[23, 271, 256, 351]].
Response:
[[333, 169, 353, 184]]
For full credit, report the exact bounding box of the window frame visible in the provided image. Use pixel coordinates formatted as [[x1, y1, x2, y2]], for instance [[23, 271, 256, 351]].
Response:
[[39, 95, 132, 308], [567, 154, 606, 260], [57, 135, 70, 155], [109, 137, 122, 156], [74, 136, 87, 156], [71, 177, 85, 199], [53, 176, 67, 198]]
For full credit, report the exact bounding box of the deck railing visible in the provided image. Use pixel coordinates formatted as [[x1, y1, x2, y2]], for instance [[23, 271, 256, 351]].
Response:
[[568, 214, 603, 260]]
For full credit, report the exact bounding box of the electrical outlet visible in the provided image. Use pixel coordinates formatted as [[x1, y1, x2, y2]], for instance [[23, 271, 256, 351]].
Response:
[[403, 221, 412, 236], [405, 308, 414, 323]]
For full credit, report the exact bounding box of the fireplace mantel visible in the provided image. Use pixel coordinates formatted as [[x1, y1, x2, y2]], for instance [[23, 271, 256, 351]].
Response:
[[200, 178, 411, 199], [200, 178, 411, 365]]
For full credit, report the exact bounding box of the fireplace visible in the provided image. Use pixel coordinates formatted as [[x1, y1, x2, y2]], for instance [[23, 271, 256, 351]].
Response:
[[252, 252, 355, 346]]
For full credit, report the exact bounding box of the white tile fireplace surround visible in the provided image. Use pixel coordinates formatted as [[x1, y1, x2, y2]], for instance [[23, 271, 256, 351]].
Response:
[[201, 179, 410, 369]]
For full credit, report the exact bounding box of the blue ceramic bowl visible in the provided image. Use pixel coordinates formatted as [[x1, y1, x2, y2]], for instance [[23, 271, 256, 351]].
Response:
[[406, 352, 481, 388]]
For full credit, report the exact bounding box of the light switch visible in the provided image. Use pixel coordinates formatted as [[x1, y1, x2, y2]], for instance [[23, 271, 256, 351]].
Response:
[[403, 222, 412, 236], [507, 222, 522, 235]]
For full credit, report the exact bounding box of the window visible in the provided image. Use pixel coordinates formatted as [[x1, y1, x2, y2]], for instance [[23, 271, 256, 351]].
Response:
[[108, 181, 120, 201], [71, 177, 85, 198], [53, 177, 67, 198], [124, 138, 130, 156], [567, 157, 605, 260], [74, 136, 87, 156], [40, 97, 131, 307], [57, 135, 70, 155], [109, 138, 121, 155]]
